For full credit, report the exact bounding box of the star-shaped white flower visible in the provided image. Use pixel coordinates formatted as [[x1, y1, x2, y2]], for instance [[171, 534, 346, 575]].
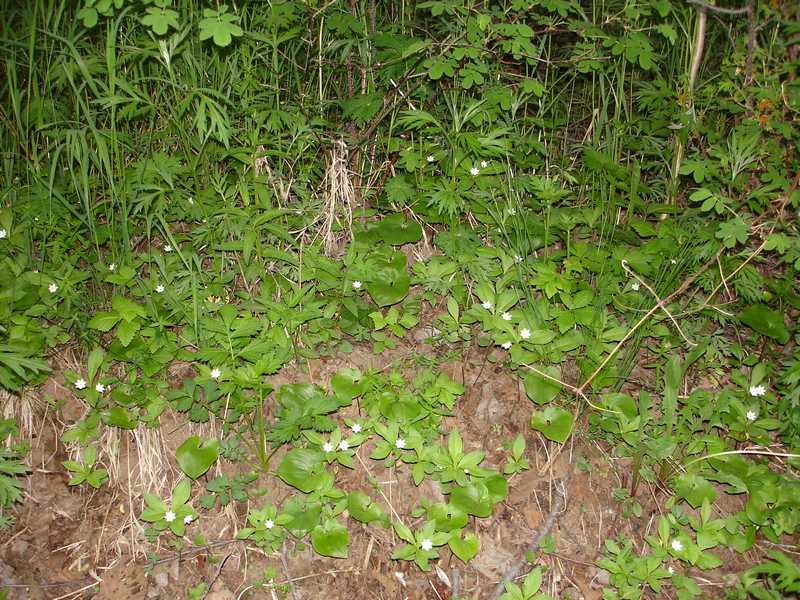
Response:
[[667, 566, 675, 575], [480, 160, 488, 168], [210, 368, 222, 380], [48, 282, 58, 294], [520, 328, 531, 340], [74, 378, 87, 390], [749, 385, 766, 397], [323, 442, 334, 453], [427, 155, 435, 163], [184, 515, 193, 525], [671, 539, 684, 552], [188, 198, 194, 205], [164, 244, 172, 252], [501, 341, 512, 350], [338, 440, 349, 452], [470, 167, 480, 176], [481, 300, 493, 310], [109, 263, 116, 271], [155, 284, 165, 293], [746, 410, 758, 422], [164, 511, 176, 523], [420, 538, 433, 551], [95, 383, 106, 393], [508, 207, 516, 215], [0, 229, 7, 239], [395, 438, 406, 449], [264, 519, 275, 529], [352, 280, 362, 290], [501, 312, 512, 321], [631, 281, 640, 291], [514, 255, 523, 263], [670, 259, 677, 265], [351, 423, 362, 434]]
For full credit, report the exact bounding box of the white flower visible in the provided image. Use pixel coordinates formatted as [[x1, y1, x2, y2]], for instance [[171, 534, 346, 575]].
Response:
[[481, 300, 493, 310], [670, 259, 677, 265], [108, 263, 116, 271], [514, 255, 522, 263], [188, 198, 194, 205], [352, 280, 362, 290], [164, 244, 172, 252], [420, 538, 433, 551], [746, 410, 758, 422], [95, 383, 106, 393], [520, 328, 531, 340], [338, 440, 349, 452], [395, 438, 406, 449], [749, 385, 766, 397], [507, 207, 516, 216], [480, 160, 488, 168], [48, 282, 58, 294], [501, 312, 512, 321], [323, 442, 334, 453], [667, 566, 675, 575], [74, 378, 87, 390], [210, 368, 222, 380], [164, 511, 176, 523], [351, 423, 362, 434], [0, 229, 7, 239], [155, 284, 165, 294], [184, 515, 193, 525], [671, 539, 684, 552], [427, 155, 435, 163], [631, 281, 640, 291], [470, 167, 480, 176], [264, 519, 275, 529], [501, 341, 512, 350]]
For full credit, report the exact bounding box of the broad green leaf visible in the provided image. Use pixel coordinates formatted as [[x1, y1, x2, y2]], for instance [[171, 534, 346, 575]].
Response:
[[311, 518, 349, 559], [673, 473, 716, 509], [88, 312, 120, 332], [111, 296, 146, 321], [176, 436, 220, 479], [530, 406, 574, 444], [739, 305, 790, 343], [449, 531, 480, 563], [347, 491, 389, 526], [276, 448, 325, 493], [523, 367, 562, 405]]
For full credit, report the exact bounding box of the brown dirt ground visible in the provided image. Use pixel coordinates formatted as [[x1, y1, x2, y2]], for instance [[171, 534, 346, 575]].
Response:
[[0, 335, 753, 600]]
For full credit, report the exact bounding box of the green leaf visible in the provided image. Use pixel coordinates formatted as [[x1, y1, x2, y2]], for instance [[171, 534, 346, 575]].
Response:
[[88, 312, 120, 332], [348, 491, 389, 526], [311, 518, 349, 558], [673, 473, 716, 509], [523, 367, 562, 405], [87, 347, 105, 383], [393, 521, 415, 544], [111, 296, 146, 321], [530, 406, 574, 444], [449, 531, 480, 563], [141, 7, 180, 35], [450, 481, 493, 518], [198, 6, 244, 47], [276, 448, 325, 493], [367, 251, 410, 307], [172, 479, 192, 506], [739, 305, 790, 343], [116, 318, 140, 347], [176, 436, 220, 480]]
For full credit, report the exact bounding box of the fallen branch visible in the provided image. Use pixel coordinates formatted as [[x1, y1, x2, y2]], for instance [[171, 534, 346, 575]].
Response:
[[489, 469, 573, 600]]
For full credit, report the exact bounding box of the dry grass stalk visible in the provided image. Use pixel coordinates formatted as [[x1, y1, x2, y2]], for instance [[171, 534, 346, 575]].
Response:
[[318, 139, 356, 256]]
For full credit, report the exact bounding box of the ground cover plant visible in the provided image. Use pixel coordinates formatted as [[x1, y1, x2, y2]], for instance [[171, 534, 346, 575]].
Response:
[[1, 0, 799, 598]]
